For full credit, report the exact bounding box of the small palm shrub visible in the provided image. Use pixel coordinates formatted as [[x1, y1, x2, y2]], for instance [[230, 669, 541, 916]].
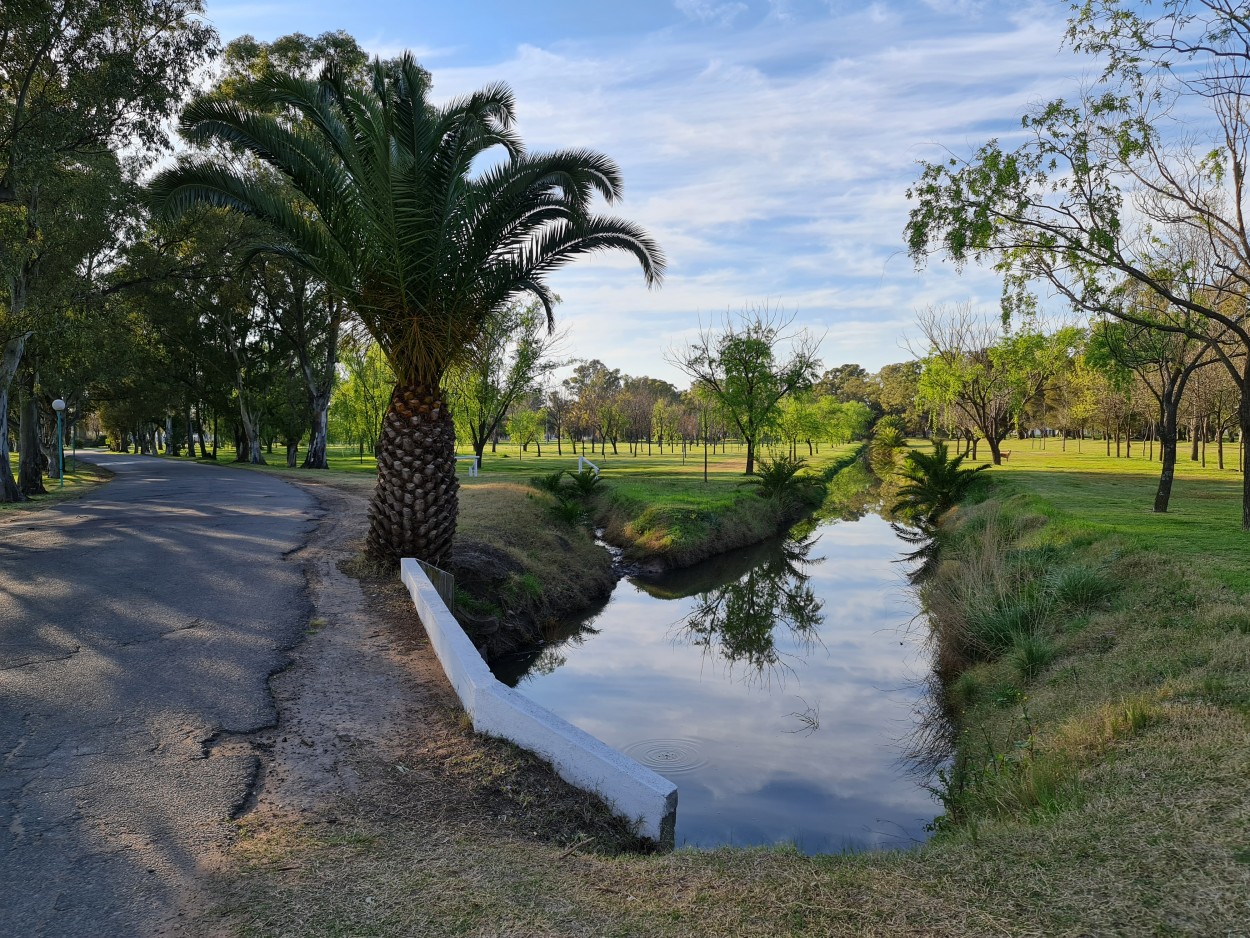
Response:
[[530, 470, 567, 496], [869, 424, 908, 477], [549, 495, 585, 525], [892, 440, 989, 526], [740, 455, 820, 507], [565, 467, 604, 497]]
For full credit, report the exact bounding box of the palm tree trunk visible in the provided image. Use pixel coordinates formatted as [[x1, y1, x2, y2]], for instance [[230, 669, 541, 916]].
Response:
[[367, 383, 459, 566]]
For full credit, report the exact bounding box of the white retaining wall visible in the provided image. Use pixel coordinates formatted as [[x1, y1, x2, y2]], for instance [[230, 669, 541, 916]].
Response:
[[400, 558, 678, 844]]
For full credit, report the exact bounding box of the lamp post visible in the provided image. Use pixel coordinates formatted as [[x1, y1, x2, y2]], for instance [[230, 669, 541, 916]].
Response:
[[51, 399, 66, 488]]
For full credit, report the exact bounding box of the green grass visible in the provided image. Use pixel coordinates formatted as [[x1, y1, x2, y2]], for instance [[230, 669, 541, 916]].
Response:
[[967, 438, 1250, 590], [202, 439, 863, 569], [1, 451, 112, 516]]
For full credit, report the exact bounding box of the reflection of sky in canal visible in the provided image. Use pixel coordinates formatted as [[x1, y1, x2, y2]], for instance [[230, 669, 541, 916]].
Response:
[[500, 514, 938, 853]]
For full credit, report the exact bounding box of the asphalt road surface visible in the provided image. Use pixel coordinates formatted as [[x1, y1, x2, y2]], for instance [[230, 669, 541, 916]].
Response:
[[0, 453, 316, 936]]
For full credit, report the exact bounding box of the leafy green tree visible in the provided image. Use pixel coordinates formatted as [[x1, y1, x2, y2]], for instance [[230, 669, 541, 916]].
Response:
[[330, 332, 393, 459], [1086, 306, 1220, 511], [906, 1, 1250, 527], [446, 300, 563, 463], [0, 0, 216, 499], [563, 360, 624, 456], [505, 407, 546, 458], [823, 398, 874, 445], [150, 56, 664, 564], [670, 307, 821, 474], [191, 31, 377, 469], [917, 306, 1081, 465], [776, 393, 823, 459], [877, 361, 926, 434]]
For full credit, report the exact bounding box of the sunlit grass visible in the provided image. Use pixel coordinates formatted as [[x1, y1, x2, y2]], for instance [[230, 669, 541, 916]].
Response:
[[966, 438, 1250, 590], [0, 451, 111, 515]]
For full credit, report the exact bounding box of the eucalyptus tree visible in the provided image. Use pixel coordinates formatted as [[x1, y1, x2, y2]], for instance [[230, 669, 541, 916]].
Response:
[[150, 56, 663, 563], [670, 307, 822, 474], [193, 31, 374, 469], [0, 0, 217, 500]]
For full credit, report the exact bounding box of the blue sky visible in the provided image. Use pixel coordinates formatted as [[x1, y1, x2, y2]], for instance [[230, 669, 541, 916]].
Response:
[[202, 0, 1098, 384]]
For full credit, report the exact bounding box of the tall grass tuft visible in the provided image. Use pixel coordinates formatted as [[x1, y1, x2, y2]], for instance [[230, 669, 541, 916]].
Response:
[[1010, 633, 1057, 681], [1047, 565, 1116, 610]]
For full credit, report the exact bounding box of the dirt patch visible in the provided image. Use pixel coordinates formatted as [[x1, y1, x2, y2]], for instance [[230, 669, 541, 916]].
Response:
[[197, 477, 644, 933]]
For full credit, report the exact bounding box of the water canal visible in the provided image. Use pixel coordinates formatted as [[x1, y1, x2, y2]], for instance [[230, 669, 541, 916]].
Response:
[[491, 507, 943, 853]]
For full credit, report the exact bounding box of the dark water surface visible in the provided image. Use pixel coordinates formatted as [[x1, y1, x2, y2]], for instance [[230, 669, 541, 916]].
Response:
[[491, 513, 939, 853]]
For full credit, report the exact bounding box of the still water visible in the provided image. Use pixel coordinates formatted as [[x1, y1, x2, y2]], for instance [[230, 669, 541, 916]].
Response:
[[491, 513, 940, 853]]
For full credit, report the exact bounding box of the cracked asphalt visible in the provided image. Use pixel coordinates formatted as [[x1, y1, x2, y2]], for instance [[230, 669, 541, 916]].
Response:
[[0, 453, 316, 936]]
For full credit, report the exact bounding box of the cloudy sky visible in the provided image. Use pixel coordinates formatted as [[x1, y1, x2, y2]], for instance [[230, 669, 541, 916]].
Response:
[[201, 0, 1099, 384]]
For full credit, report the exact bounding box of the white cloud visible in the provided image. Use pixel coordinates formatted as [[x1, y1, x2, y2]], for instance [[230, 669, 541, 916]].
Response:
[[360, 4, 1091, 383], [675, 0, 751, 26]]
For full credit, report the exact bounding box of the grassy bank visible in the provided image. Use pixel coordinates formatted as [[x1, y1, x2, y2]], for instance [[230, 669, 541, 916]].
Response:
[[195, 441, 864, 616], [591, 444, 863, 570], [0, 452, 111, 517], [206, 442, 1250, 935]]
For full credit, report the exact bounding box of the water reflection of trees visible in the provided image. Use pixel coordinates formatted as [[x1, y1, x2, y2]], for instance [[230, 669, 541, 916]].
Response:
[[677, 534, 824, 686]]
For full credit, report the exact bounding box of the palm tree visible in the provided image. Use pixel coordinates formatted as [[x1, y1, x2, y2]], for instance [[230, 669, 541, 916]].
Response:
[[149, 55, 664, 564], [891, 440, 989, 526]]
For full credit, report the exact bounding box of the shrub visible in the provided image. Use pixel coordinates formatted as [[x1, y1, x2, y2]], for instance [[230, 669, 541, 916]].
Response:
[[549, 496, 586, 525], [530, 470, 567, 496], [565, 467, 604, 497], [740, 455, 820, 507], [892, 440, 989, 525]]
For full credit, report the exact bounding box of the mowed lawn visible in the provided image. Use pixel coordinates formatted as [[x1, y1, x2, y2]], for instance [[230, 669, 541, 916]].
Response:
[[976, 438, 1250, 591], [208, 439, 860, 511], [1, 451, 110, 516]]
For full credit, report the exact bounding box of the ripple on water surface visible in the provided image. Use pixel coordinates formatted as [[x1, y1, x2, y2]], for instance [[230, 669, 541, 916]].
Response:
[[621, 738, 710, 775]]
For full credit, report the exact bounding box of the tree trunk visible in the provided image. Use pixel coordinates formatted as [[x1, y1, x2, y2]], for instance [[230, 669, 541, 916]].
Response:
[[302, 392, 330, 469], [186, 407, 198, 458], [166, 416, 180, 457], [744, 437, 756, 475], [236, 398, 266, 465], [1154, 408, 1179, 513], [367, 383, 459, 566], [986, 436, 1002, 466], [1240, 386, 1250, 530], [18, 375, 45, 496], [0, 338, 26, 502], [285, 437, 299, 468]]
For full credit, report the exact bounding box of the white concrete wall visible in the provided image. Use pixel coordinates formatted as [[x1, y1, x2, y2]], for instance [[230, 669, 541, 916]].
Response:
[[400, 558, 678, 844]]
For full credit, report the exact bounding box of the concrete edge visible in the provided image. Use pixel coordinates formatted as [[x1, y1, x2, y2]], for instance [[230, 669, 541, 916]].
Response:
[[399, 558, 678, 844]]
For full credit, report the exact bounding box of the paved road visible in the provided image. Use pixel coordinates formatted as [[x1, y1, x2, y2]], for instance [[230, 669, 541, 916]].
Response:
[[0, 453, 316, 936]]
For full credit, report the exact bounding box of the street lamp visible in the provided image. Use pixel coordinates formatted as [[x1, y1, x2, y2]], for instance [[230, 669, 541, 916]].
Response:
[[51, 399, 66, 488]]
